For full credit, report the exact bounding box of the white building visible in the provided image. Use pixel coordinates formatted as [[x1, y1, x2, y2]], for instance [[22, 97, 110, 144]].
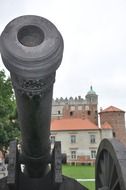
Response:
[[50, 118, 112, 164]]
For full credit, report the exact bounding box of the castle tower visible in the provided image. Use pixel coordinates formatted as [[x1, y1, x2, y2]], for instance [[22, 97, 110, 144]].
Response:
[[99, 106, 126, 145], [85, 86, 98, 125], [85, 86, 98, 104]]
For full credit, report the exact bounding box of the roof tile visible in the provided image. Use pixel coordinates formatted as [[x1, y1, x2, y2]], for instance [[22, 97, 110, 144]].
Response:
[[101, 122, 112, 129], [51, 118, 99, 131], [100, 106, 125, 113]]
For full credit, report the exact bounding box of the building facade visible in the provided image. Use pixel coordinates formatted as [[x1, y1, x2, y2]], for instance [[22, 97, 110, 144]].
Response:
[[51, 87, 126, 164], [52, 86, 98, 125], [50, 118, 112, 164]]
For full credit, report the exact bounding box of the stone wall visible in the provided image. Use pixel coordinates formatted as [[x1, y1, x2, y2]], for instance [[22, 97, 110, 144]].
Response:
[[52, 95, 98, 125], [100, 111, 126, 145]]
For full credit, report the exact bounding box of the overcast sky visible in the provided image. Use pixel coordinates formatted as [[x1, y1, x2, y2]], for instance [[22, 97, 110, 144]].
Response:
[[0, 0, 126, 111]]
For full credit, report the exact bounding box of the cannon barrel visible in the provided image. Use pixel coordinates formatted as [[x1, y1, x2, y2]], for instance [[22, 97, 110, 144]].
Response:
[[0, 15, 64, 178]]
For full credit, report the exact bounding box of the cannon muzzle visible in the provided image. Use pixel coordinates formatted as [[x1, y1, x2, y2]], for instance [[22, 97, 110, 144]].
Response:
[[0, 15, 64, 178]]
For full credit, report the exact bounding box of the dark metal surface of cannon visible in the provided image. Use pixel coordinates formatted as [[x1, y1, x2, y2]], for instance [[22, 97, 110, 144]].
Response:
[[0, 15, 87, 190]]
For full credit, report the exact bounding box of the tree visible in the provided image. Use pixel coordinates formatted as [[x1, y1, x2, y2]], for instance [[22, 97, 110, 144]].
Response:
[[0, 70, 20, 149]]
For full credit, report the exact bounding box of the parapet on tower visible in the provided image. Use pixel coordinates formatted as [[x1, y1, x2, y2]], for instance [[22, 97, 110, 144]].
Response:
[[52, 86, 98, 125]]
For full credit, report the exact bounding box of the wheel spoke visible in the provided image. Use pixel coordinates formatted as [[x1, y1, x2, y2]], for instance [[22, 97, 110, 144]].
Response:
[[100, 159, 105, 185], [98, 173, 104, 186], [103, 150, 110, 186], [100, 150, 110, 186], [111, 178, 119, 190], [109, 165, 118, 189], [108, 159, 114, 188]]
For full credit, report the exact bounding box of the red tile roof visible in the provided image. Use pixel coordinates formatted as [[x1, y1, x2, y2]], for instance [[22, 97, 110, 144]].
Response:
[[51, 118, 99, 131], [101, 122, 112, 129], [100, 106, 125, 113]]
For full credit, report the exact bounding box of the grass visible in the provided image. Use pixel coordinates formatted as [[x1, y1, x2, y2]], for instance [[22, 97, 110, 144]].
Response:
[[62, 165, 95, 190]]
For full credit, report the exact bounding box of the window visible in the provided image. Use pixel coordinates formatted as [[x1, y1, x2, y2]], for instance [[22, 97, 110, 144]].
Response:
[[85, 106, 89, 111], [70, 111, 74, 116], [71, 151, 76, 159], [91, 150, 96, 159], [58, 110, 61, 115], [78, 106, 82, 110], [70, 106, 75, 111], [50, 136, 55, 144], [87, 110, 91, 115], [113, 132, 116, 138], [71, 135, 76, 144], [90, 135, 96, 144]]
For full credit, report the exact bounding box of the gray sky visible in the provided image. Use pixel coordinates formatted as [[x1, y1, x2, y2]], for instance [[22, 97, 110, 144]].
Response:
[[0, 0, 126, 111]]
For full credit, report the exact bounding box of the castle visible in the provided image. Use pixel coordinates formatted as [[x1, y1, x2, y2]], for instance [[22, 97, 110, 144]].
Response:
[[52, 86, 126, 145], [52, 86, 98, 125], [50, 86, 126, 164]]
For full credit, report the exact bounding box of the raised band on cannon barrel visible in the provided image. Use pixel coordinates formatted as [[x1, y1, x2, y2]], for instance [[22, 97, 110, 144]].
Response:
[[0, 15, 126, 190]]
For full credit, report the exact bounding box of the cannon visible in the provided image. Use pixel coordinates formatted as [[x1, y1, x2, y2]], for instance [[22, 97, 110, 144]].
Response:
[[0, 15, 126, 190], [0, 15, 87, 190]]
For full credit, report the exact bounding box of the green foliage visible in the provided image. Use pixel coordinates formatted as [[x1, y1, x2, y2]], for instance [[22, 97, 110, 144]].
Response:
[[0, 70, 20, 149]]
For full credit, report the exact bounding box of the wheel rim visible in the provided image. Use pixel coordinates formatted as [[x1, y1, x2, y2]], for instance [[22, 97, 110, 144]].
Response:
[[95, 139, 126, 190]]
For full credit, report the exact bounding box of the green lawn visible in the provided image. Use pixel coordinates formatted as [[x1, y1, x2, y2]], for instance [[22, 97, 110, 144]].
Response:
[[62, 165, 95, 190]]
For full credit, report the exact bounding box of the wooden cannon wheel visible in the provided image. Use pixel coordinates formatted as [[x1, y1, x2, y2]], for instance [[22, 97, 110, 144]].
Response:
[[95, 139, 126, 190]]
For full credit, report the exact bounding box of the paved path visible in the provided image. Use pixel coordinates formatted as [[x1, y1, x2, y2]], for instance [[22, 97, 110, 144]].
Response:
[[77, 179, 95, 182]]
